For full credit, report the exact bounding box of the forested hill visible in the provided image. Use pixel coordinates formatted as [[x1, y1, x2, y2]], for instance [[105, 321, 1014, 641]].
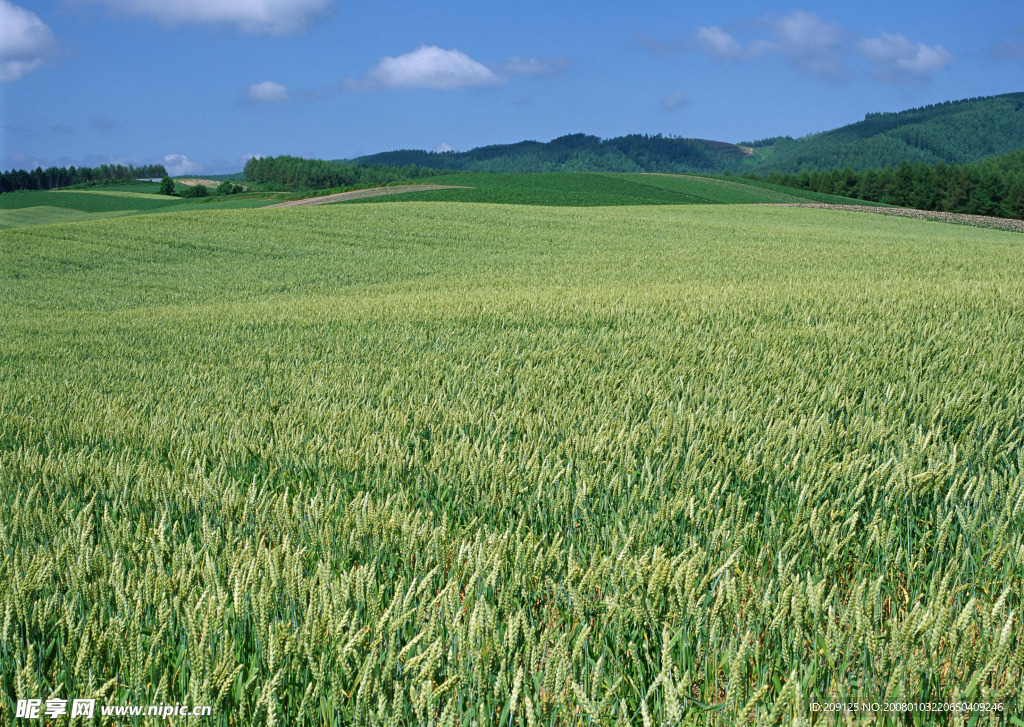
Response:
[[347, 93, 1024, 174], [755, 93, 1024, 173], [348, 133, 752, 174]]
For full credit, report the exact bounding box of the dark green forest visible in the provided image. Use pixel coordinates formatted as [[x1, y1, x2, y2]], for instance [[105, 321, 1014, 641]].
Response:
[[241, 156, 439, 190], [349, 133, 750, 174], [0, 163, 167, 193], [763, 150, 1024, 219], [754, 93, 1024, 173]]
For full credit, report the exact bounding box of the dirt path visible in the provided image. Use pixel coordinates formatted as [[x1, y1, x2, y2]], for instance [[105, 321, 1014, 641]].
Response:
[[265, 185, 472, 208], [757, 203, 1024, 233]]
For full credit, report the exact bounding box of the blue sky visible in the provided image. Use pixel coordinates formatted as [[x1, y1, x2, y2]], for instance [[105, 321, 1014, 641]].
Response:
[[2, 0, 1022, 174]]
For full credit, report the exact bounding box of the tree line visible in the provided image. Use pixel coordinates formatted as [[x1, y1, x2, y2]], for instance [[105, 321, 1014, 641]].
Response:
[[351, 134, 747, 174], [351, 94, 1024, 176], [761, 157, 1024, 219], [0, 163, 168, 193], [242, 156, 440, 191]]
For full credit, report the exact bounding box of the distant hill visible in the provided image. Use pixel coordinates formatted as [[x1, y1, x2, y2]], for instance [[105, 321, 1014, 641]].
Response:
[[348, 133, 753, 174], [347, 93, 1024, 175], [753, 93, 1024, 172]]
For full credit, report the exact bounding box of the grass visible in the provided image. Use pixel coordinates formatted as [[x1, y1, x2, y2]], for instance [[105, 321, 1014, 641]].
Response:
[[2, 203, 1023, 724], [0, 206, 137, 229]]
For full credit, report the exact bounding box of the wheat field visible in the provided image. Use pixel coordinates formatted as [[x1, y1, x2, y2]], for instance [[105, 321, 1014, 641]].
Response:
[[1, 203, 1022, 725]]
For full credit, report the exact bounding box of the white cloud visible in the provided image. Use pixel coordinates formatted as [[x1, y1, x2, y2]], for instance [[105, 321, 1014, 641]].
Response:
[[163, 153, 202, 176], [685, 11, 953, 84], [433, 143, 455, 153], [498, 56, 571, 76], [692, 26, 751, 60], [660, 92, 689, 110], [345, 46, 500, 91], [858, 32, 954, 83], [0, 1, 57, 82], [245, 80, 290, 103], [758, 11, 847, 78], [76, 0, 335, 35], [689, 11, 846, 78]]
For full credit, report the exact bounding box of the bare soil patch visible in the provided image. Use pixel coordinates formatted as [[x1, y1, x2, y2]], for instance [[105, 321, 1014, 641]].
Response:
[[264, 185, 472, 208], [176, 179, 223, 188]]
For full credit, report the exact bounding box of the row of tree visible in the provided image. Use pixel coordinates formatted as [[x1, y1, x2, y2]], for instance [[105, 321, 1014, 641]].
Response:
[[763, 158, 1024, 219], [242, 156, 440, 191], [0, 163, 168, 193]]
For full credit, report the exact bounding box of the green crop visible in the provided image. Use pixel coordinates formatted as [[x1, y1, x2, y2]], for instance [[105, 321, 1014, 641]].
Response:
[[1, 203, 1022, 725], [0, 190, 283, 230], [0, 190, 189, 213], [0, 206, 138, 230], [345, 172, 880, 207]]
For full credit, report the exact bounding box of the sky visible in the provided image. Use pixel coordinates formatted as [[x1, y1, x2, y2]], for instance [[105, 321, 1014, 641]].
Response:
[[1, 0, 1023, 174]]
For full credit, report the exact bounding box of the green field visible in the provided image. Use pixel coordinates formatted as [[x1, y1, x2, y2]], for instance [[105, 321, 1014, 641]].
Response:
[[0, 174, 881, 232], [0, 189, 191, 213], [60, 181, 167, 194], [344, 172, 881, 207], [2, 202, 1023, 725], [0, 188, 284, 228], [0, 205, 137, 229]]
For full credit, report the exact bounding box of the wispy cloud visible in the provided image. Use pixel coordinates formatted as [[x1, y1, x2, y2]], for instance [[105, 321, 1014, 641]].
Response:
[[244, 80, 291, 104], [991, 28, 1024, 61], [857, 32, 954, 84], [629, 33, 686, 57], [2, 152, 46, 170], [691, 26, 760, 61], [497, 56, 571, 77], [343, 46, 500, 91], [756, 11, 847, 78], [685, 11, 848, 79], [660, 92, 689, 110], [75, 0, 336, 35], [0, 0, 58, 82], [641, 10, 953, 85]]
